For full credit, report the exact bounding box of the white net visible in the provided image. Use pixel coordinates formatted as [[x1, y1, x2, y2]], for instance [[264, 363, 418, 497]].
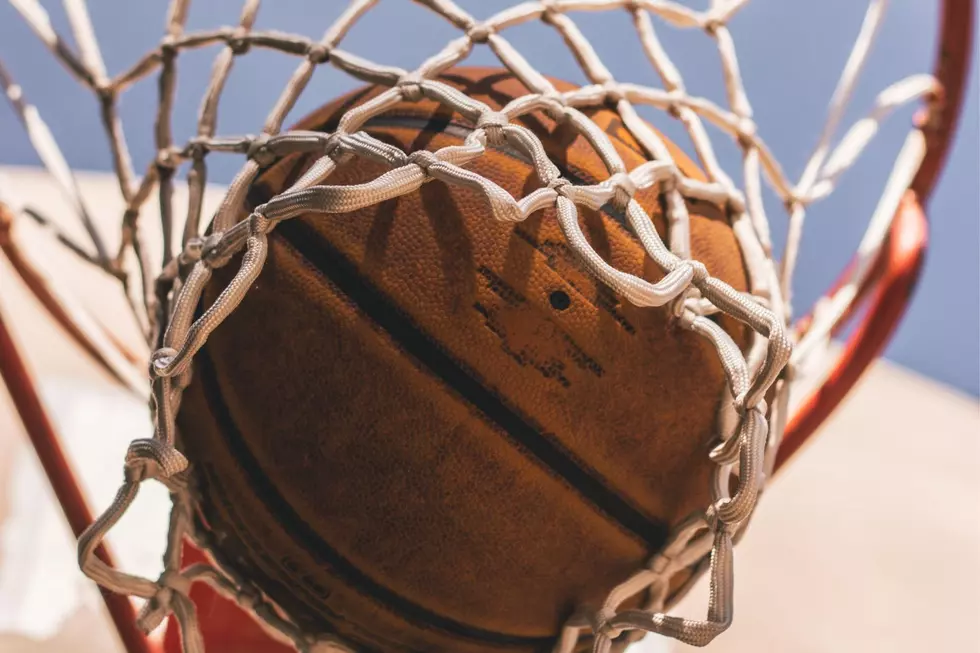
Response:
[[0, 1, 952, 651]]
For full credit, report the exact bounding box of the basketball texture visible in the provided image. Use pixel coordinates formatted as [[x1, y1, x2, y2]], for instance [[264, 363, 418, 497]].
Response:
[[176, 68, 751, 653]]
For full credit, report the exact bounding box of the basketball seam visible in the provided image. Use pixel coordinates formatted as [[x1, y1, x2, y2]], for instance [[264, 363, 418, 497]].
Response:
[[193, 345, 554, 648], [245, 118, 672, 548], [276, 217, 668, 549], [194, 463, 399, 653], [196, 105, 684, 649]]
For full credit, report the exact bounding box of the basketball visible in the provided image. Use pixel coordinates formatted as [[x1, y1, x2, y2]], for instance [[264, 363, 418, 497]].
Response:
[[3, 0, 972, 651], [175, 68, 751, 653]]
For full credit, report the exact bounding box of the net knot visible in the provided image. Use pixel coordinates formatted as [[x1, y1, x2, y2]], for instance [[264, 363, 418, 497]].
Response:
[[125, 438, 189, 482], [608, 171, 636, 211], [732, 393, 767, 418], [691, 260, 708, 282], [548, 177, 573, 197], [247, 134, 277, 167], [159, 568, 193, 596], [151, 347, 177, 376], [539, 0, 560, 23], [155, 148, 179, 171], [159, 34, 178, 58], [648, 551, 672, 575], [136, 570, 192, 633], [201, 231, 227, 266], [249, 210, 273, 235], [408, 150, 439, 174], [307, 43, 331, 64], [227, 27, 252, 55], [736, 118, 757, 145], [702, 17, 725, 36], [397, 73, 425, 102], [542, 90, 567, 109], [136, 587, 173, 633], [182, 137, 208, 160], [602, 80, 625, 104], [704, 501, 723, 530], [476, 111, 509, 147], [95, 82, 115, 104], [665, 89, 686, 119], [726, 189, 747, 215], [236, 584, 262, 611], [706, 499, 746, 530], [592, 607, 624, 640], [467, 22, 494, 44], [671, 287, 702, 327]]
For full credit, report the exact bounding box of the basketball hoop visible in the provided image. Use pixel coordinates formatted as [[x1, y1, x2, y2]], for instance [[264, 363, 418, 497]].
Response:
[[0, 1, 972, 652]]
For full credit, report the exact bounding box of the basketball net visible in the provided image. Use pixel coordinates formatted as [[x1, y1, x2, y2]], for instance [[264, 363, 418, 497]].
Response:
[[0, 1, 971, 652]]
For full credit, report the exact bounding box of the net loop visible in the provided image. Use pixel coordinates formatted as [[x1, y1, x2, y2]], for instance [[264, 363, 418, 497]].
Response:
[[714, 406, 767, 524], [500, 92, 565, 125], [709, 432, 742, 466], [610, 525, 733, 647], [155, 232, 270, 379], [336, 88, 403, 134]]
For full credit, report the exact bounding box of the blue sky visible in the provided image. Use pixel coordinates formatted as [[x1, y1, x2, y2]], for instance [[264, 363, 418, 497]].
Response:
[[1, 1, 976, 395]]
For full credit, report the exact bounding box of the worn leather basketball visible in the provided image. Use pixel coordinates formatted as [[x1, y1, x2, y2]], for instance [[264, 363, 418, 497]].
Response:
[[176, 67, 751, 653]]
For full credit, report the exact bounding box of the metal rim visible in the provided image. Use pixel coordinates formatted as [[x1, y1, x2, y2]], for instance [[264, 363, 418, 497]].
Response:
[[778, 0, 975, 470]]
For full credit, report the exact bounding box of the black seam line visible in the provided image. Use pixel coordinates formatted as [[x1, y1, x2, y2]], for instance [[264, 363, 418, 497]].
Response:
[[276, 217, 668, 554], [198, 465, 392, 653], [194, 344, 551, 648]]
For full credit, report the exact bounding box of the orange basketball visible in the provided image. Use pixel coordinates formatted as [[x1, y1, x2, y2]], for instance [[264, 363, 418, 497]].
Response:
[[176, 68, 750, 653]]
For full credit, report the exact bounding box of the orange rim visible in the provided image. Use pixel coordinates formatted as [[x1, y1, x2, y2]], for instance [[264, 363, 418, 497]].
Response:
[[777, 0, 974, 471]]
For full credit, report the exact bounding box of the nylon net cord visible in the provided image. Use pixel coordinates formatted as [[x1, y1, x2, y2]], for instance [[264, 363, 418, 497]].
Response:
[[0, 0, 940, 651]]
